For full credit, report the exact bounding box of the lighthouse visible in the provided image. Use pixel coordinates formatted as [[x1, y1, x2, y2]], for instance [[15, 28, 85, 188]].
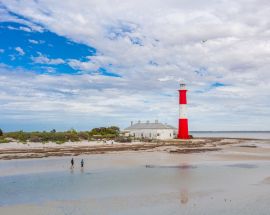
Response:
[[178, 83, 189, 139]]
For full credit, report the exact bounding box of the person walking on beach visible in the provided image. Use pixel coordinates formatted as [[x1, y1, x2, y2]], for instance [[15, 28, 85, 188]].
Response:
[[71, 158, 74, 168], [81, 159, 84, 168]]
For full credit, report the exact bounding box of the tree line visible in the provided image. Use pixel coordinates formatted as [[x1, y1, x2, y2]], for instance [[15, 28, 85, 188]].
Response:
[[0, 126, 125, 144]]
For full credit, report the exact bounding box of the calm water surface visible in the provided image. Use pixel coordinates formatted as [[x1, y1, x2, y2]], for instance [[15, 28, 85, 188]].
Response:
[[0, 156, 270, 215], [191, 131, 270, 139]]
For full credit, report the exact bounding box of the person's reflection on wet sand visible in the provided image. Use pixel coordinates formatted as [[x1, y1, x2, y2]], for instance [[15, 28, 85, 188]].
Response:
[[180, 188, 189, 204], [80, 166, 84, 173], [70, 167, 74, 174]]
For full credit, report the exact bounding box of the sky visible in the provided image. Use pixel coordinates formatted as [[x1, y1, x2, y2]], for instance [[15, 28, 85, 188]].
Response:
[[0, 0, 270, 131]]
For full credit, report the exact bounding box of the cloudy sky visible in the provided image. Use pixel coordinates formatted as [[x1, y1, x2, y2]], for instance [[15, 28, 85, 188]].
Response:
[[0, 0, 270, 131]]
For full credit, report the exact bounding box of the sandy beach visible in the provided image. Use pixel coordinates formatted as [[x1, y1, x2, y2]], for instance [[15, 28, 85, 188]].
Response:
[[0, 137, 269, 161]]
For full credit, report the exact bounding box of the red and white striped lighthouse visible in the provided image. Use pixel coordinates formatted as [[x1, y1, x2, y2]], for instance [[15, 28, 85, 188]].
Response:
[[178, 83, 189, 139]]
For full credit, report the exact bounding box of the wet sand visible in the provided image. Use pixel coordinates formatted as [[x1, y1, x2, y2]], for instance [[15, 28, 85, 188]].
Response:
[[0, 138, 269, 177], [0, 138, 270, 215]]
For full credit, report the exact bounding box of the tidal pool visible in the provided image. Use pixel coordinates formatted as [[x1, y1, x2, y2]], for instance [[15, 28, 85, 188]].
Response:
[[0, 153, 269, 215]]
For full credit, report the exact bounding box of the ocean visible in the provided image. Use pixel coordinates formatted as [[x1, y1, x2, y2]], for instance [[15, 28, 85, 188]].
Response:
[[191, 131, 270, 139]]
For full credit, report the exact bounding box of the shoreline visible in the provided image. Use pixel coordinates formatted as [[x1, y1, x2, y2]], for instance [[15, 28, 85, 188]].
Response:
[[0, 137, 268, 160]]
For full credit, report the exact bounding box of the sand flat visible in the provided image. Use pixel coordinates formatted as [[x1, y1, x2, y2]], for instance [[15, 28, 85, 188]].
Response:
[[0, 138, 265, 160]]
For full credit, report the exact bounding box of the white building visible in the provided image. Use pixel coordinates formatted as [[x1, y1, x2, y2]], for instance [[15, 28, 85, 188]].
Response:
[[124, 120, 176, 140]]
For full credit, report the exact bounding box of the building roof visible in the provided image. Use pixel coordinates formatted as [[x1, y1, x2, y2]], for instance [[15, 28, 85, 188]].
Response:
[[125, 122, 176, 130]]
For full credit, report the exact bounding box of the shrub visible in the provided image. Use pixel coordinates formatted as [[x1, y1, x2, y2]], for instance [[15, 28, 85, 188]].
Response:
[[56, 140, 65, 144], [115, 136, 132, 143], [2, 126, 121, 143], [28, 135, 42, 142], [0, 138, 9, 143], [78, 132, 89, 140], [89, 126, 120, 138], [0, 129, 3, 136]]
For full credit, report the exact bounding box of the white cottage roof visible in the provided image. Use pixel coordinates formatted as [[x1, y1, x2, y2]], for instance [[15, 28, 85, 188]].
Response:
[[125, 122, 176, 130]]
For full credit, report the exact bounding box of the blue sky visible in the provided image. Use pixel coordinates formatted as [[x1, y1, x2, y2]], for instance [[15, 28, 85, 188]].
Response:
[[1, 0, 270, 131], [0, 21, 122, 77]]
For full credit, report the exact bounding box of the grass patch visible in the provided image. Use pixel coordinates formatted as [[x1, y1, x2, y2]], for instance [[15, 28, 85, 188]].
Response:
[[0, 138, 10, 143], [56, 140, 65, 145]]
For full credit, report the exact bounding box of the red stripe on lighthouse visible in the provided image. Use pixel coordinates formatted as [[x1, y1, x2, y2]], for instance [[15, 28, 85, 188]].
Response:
[[178, 119, 189, 139], [178, 83, 189, 139], [179, 90, 187, 104]]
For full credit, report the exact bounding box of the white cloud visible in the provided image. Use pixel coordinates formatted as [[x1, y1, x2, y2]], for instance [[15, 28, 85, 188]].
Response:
[[41, 66, 56, 73], [1, 0, 270, 130], [158, 76, 174, 82], [67, 55, 117, 72], [7, 25, 32, 32], [19, 26, 32, 32], [9, 55, 16, 61], [31, 53, 65, 65], [0, 7, 43, 32], [68, 59, 99, 71], [15, 47, 25, 56], [0, 65, 171, 130], [28, 39, 39, 44], [7, 26, 17, 30]]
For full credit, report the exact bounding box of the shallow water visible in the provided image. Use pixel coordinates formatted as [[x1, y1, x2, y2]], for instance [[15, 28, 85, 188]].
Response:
[[0, 155, 270, 215], [191, 131, 270, 139]]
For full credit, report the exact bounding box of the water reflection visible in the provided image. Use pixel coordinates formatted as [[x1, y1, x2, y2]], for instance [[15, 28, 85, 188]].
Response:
[[80, 167, 84, 174], [145, 164, 196, 169], [227, 164, 258, 169], [145, 162, 194, 205], [178, 162, 191, 205], [70, 167, 74, 174], [180, 188, 189, 204]]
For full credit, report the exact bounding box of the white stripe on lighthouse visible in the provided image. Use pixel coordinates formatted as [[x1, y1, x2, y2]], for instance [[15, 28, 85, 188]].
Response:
[[179, 104, 187, 119]]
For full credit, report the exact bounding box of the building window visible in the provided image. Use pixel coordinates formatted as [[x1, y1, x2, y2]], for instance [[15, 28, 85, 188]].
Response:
[[150, 133, 151, 137], [141, 133, 143, 137], [157, 133, 160, 136], [170, 133, 171, 137]]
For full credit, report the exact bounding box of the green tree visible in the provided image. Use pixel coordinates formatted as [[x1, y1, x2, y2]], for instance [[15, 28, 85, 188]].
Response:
[[0, 129, 3, 136], [109, 126, 120, 132], [89, 126, 120, 138]]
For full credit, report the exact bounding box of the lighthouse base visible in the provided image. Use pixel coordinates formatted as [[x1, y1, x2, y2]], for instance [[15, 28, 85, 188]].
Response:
[[178, 119, 189, 139]]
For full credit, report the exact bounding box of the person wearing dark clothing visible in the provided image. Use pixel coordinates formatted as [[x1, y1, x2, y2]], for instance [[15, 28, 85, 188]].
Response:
[[81, 159, 84, 168], [71, 158, 74, 168]]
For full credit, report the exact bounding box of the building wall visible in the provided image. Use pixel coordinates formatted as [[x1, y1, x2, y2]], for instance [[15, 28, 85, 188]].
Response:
[[128, 129, 174, 140]]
